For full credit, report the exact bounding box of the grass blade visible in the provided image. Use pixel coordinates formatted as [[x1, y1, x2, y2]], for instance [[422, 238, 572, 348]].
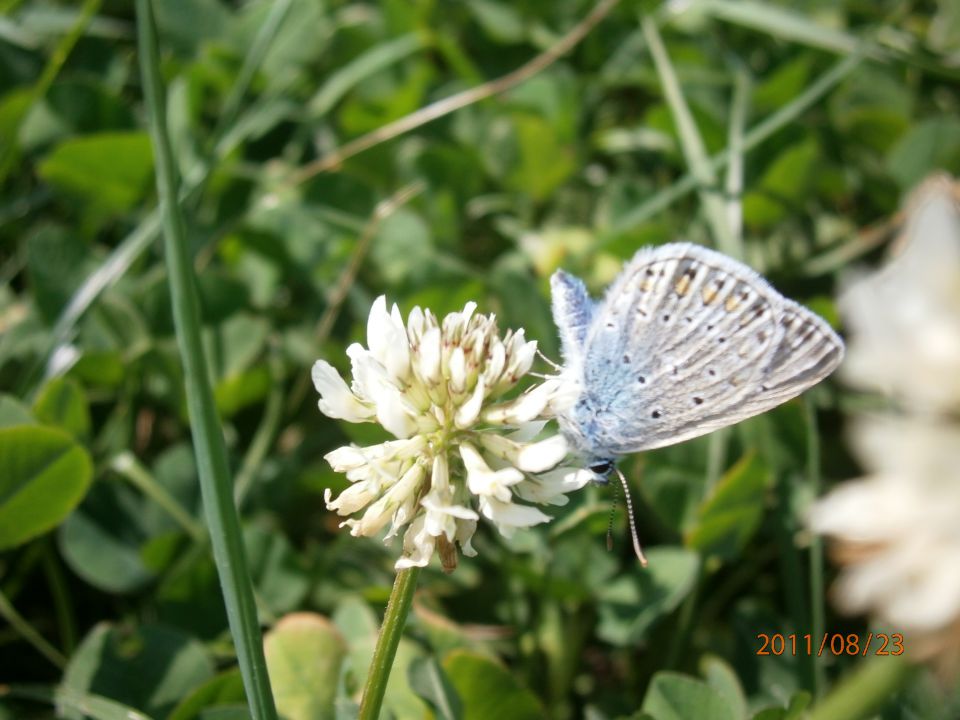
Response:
[[135, 2, 277, 719], [724, 65, 750, 257], [641, 15, 736, 253], [608, 51, 863, 237], [695, 0, 865, 57], [38, 0, 296, 391], [308, 33, 427, 117]]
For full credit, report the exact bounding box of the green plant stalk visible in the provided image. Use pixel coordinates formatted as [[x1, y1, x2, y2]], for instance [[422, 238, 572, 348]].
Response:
[[0, 0, 101, 183], [641, 15, 736, 253], [807, 654, 913, 720], [608, 51, 863, 237], [0, 588, 66, 669], [112, 451, 205, 541], [359, 567, 422, 720], [724, 65, 750, 258], [234, 348, 285, 507], [41, 541, 77, 655], [804, 396, 826, 698], [135, 3, 277, 719], [36, 0, 293, 394]]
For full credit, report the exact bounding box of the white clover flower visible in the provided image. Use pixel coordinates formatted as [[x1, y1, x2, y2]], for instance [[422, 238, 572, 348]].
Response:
[[809, 417, 960, 662], [315, 296, 591, 571], [839, 174, 960, 414], [810, 174, 960, 667]]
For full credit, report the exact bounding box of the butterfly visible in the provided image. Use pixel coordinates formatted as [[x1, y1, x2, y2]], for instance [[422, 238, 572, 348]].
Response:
[[550, 242, 845, 563]]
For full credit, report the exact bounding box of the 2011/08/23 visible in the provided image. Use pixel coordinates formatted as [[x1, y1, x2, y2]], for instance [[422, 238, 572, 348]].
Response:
[[756, 632, 905, 657]]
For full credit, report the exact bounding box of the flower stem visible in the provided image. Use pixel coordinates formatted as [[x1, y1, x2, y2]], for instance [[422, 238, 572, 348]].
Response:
[[359, 567, 422, 719], [807, 654, 913, 720], [135, 2, 277, 719]]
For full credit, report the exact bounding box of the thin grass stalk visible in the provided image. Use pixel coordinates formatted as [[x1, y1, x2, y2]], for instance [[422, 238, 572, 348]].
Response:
[[724, 65, 750, 258], [135, 2, 277, 718], [0, 0, 101, 183], [41, 542, 77, 655], [111, 452, 206, 541], [38, 0, 294, 391], [359, 567, 422, 720], [0, 589, 66, 669], [608, 51, 863, 237], [804, 396, 826, 697], [641, 15, 735, 252]]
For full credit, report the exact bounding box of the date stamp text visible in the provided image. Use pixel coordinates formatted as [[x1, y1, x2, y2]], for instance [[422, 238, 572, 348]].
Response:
[[755, 633, 904, 657]]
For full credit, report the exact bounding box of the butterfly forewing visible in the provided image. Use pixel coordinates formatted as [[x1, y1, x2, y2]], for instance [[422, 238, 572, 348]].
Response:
[[561, 243, 842, 457], [736, 298, 845, 417]]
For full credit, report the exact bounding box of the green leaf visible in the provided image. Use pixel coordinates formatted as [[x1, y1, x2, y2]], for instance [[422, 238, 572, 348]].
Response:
[[596, 546, 700, 645], [0, 684, 153, 720], [467, 0, 525, 44], [59, 480, 156, 593], [885, 117, 960, 190], [32, 376, 91, 440], [642, 672, 738, 720], [752, 691, 811, 720], [0, 425, 93, 550], [686, 453, 771, 560], [168, 670, 246, 720], [308, 34, 426, 117], [506, 113, 576, 201], [244, 524, 310, 616], [62, 623, 215, 720], [408, 656, 462, 720], [0, 395, 36, 428], [702, 656, 748, 720], [743, 140, 819, 229], [263, 613, 348, 720], [370, 209, 435, 285], [333, 596, 426, 718], [215, 365, 271, 417], [442, 650, 543, 720], [38, 131, 154, 216], [929, 0, 960, 53], [26, 223, 93, 323]]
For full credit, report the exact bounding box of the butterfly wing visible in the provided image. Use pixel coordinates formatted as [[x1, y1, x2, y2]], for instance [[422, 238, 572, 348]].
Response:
[[558, 243, 843, 457], [550, 269, 596, 369]]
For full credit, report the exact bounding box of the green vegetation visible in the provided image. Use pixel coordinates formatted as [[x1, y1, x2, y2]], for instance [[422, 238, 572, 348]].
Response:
[[1, 1, 959, 718]]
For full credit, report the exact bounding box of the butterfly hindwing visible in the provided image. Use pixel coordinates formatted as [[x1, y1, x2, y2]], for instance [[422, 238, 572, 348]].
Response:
[[550, 269, 596, 369]]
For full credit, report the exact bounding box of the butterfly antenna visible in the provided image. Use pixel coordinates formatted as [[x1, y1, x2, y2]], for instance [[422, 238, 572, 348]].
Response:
[[536, 347, 563, 372], [614, 467, 648, 567], [606, 488, 618, 552]]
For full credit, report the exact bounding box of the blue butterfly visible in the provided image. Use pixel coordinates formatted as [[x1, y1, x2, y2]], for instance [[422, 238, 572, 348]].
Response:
[[550, 242, 845, 562]]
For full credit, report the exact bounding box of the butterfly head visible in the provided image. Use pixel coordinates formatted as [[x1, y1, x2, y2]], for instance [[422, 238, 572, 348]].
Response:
[[587, 458, 616, 484]]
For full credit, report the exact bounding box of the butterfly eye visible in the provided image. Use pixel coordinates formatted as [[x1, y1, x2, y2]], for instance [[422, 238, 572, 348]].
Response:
[[589, 460, 614, 477]]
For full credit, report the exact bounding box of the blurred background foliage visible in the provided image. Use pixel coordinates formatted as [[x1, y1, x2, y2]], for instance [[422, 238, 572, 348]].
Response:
[[1, 0, 959, 718]]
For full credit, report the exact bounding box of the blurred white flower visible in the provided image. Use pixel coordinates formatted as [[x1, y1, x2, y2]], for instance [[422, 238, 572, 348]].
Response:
[[315, 296, 590, 571], [810, 417, 960, 658], [810, 174, 960, 667], [840, 174, 960, 414]]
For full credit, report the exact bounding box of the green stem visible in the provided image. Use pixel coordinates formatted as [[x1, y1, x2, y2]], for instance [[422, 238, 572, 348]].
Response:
[[234, 347, 285, 507], [135, 3, 277, 720], [359, 567, 422, 720], [804, 396, 826, 698], [807, 654, 913, 720], [41, 541, 77, 655], [111, 451, 206, 541], [0, 588, 66, 669], [608, 51, 863, 236], [0, 0, 101, 183]]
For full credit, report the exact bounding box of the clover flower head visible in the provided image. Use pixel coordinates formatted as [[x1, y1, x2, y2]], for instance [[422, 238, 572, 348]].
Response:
[[314, 296, 590, 571], [810, 174, 960, 670], [839, 174, 960, 414]]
